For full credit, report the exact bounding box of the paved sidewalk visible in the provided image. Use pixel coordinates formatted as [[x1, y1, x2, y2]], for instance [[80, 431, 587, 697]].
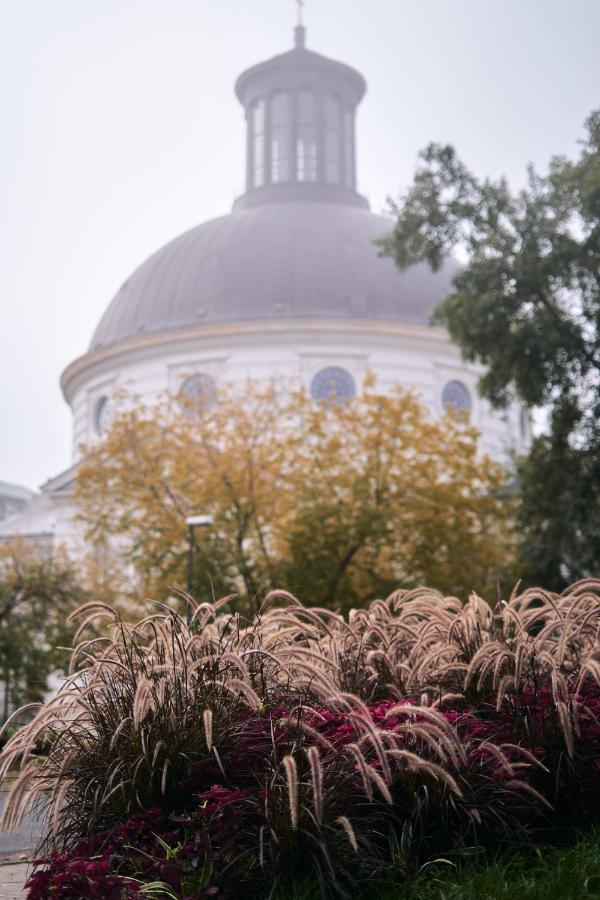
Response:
[[0, 779, 43, 866], [0, 777, 40, 899], [0, 863, 28, 900]]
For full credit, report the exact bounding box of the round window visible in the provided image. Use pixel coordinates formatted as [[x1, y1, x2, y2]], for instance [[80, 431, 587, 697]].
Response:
[[179, 373, 217, 415], [94, 396, 114, 436], [310, 366, 356, 404], [442, 380, 471, 415]]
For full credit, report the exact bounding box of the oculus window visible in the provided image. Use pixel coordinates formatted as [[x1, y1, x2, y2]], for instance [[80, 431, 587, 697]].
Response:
[[311, 366, 356, 404], [179, 373, 217, 415], [442, 380, 471, 416]]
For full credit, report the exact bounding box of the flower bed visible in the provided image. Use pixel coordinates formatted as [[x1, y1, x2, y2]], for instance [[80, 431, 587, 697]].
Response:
[[1, 580, 600, 898]]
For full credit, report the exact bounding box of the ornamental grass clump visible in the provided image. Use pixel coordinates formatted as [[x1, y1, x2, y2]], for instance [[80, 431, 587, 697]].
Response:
[[1, 580, 599, 898]]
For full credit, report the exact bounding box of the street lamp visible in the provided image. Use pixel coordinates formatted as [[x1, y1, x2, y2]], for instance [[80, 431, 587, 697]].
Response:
[[185, 514, 214, 625]]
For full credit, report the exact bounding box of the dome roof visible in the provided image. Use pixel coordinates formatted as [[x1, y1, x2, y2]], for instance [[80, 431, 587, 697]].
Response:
[[88, 27, 458, 355], [90, 202, 456, 352], [234, 26, 366, 111]]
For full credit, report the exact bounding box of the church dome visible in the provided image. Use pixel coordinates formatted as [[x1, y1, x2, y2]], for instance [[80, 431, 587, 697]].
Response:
[[88, 24, 457, 354], [90, 203, 456, 351]]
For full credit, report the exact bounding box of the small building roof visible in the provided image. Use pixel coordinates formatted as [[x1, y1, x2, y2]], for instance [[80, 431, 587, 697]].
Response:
[[0, 480, 35, 503]]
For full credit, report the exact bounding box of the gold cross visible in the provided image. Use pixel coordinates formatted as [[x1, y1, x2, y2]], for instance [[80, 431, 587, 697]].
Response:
[[297, 0, 305, 26]]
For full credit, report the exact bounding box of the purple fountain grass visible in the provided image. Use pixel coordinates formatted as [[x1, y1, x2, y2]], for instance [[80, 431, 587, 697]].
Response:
[[0, 579, 597, 897]]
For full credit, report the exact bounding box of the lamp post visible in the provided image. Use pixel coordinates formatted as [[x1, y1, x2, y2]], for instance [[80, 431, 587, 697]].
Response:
[[185, 514, 214, 626]]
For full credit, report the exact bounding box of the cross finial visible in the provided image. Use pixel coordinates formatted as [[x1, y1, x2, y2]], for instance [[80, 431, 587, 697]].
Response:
[[293, 0, 306, 48]]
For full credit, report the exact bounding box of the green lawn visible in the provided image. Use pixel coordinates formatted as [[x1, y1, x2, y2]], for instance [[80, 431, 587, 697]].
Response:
[[280, 828, 600, 900]]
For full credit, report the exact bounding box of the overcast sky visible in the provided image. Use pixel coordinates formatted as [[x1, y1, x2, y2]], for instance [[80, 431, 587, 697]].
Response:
[[1, 0, 599, 491]]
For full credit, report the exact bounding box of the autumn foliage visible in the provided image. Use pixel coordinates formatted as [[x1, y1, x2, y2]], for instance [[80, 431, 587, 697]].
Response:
[[76, 379, 515, 610]]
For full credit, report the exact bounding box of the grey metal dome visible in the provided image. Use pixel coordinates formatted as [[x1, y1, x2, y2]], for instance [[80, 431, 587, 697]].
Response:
[[89, 27, 457, 353], [89, 203, 456, 351]]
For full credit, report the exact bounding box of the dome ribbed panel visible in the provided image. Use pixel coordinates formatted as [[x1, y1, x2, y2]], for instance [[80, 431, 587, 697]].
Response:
[[89, 203, 457, 352]]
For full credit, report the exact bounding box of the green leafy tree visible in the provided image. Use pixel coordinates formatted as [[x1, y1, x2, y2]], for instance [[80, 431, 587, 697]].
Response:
[[0, 541, 84, 725], [381, 111, 600, 588]]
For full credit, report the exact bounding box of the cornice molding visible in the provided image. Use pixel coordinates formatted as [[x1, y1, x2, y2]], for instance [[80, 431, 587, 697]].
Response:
[[61, 319, 456, 404]]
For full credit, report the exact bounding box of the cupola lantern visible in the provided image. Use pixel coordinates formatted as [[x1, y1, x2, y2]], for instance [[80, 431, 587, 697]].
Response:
[[234, 27, 368, 209]]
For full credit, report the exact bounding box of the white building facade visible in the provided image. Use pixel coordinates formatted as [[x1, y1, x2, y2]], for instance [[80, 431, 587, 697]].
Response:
[[1, 24, 528, 552]]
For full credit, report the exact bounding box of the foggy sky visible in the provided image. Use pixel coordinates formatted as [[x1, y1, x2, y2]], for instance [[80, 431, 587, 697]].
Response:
[[1, 0, 599, 490]]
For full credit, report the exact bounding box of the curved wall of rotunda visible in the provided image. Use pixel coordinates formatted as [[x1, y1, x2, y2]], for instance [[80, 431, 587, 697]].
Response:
[[62, 317, 529, 463]]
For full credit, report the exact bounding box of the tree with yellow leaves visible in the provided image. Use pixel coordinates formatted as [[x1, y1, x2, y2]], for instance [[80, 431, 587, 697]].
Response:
[[75, 379, 515, 610]]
